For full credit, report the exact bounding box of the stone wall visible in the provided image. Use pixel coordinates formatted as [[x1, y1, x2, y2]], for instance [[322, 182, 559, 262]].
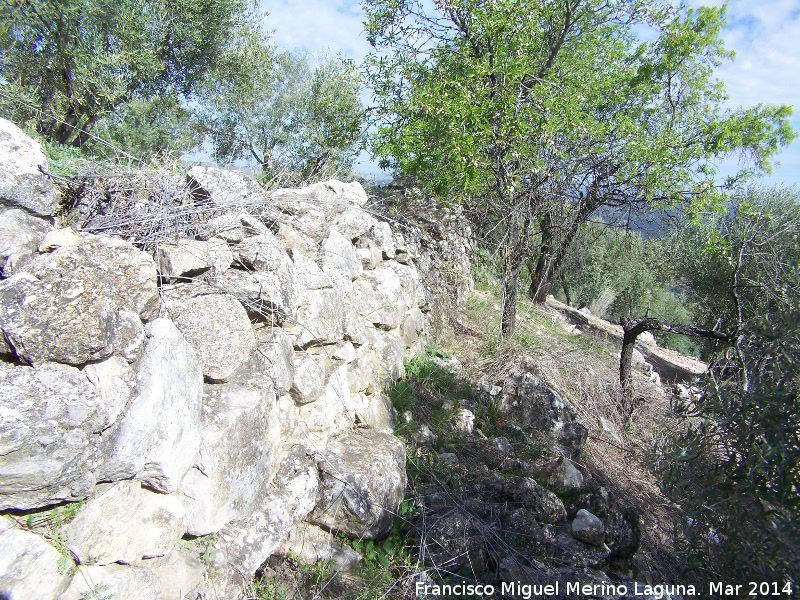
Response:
[[0, 118, 472, 600]]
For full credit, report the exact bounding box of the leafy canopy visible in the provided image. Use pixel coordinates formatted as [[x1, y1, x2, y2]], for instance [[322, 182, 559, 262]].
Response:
[[193, 30, 365, 181], [364, 0, 794, 337], [0, 0, 252, 147]]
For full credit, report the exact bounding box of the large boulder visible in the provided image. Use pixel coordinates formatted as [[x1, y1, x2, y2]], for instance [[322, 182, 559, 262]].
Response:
[[0, 516, 72, 600], [0, 208, 51, 268], [23, 234, 158, 320], [179, 358, 281, 536], [187, 165, 265, 208], [499, 369, 587, 458], [310, 428, 407, 540], [510, 478, 568, 524], [321, 228, 362, 280], [155, 239, 211, 281], [99, 318, 203, 493], [201, 447, 319, 599], [161, 283, 255, 382], [144, 549, 205, 600], [0, 234, 157, 366], [60, 564, 162, 600], [0, 118, 61, 216], [271, 179, 368, 210], [62, 480, 187, 566], [0, 360, 131, 510]]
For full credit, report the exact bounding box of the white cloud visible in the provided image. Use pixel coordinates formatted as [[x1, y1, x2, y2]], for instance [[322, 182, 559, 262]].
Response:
[[260, 1, 371, 60], [687, 0, 800, 186]]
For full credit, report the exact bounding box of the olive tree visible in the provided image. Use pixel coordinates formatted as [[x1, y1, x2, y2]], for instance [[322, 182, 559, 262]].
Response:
[[193, 31, 365, 181], [0, 0, 252, 148]]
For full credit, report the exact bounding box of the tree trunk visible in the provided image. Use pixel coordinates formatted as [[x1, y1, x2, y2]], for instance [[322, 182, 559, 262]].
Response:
[[527, 213, 552, 300], [619, 316, 736, 423], [501, 249, 524, 339]]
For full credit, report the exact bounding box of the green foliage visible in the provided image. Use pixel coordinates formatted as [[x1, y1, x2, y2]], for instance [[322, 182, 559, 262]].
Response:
[[193, 33, 365, 181], [555, 222, 701, 354], [660, 301, 800, 584], [365, 0, 794, 337], [670, 186, 800, 336], [0, 0, 251, 148], [92, 92, 197, 159]]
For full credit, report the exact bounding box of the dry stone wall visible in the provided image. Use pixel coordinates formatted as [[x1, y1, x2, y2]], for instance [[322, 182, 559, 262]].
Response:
[[0, 118, 473, 599]]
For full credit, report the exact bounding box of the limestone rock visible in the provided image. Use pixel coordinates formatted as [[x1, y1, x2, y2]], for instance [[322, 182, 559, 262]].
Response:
[[310, 428, 407, 540], [187, 165, 264, 208], [571, 509, 605, 546], [144, 549, 205, 600], [100, 318, 203, 493], [451, 408, 475, 433], [0, 208, 51, 265], [257, 326, 295, 394], [60, 564, 162, 600], [81, 356, 136, 433], [0, 516, 72, 600], [234, 232, 288, 272], [511, 478, 567, 524], [290, 349, 331, 405], [371, 220, 396, 258], [156, 239, 211, 281], [0, 361, 112, 510], [271, 179, 368, 209], [353, 392, 398, 432], [1, 233, 157, 366], [179, 366, 280, 536], [0, 118, 61, 216], [37, 226, 81, 252], [275, 523, 361, 571], [499, 369, 587, 458], [345, 344, 380, 395], [333, 207, 378, 240], [322, 228, 362, 280], [63, 480, 186, 566], [221, 266, 297, 324], [541, 455, 584, 490], [366, 328, 405, 381], [207, 236, 234, 279], [355, 264, 408, 329], [23, 234, 159, 320], [202, 447, 319, 598], [285, 287, 344, 347], [199, 211, 270, 243], [162, 283, 255, 382], [355, 236, 382, 269], [294, 362, 356, 448], [291, 248, 333, 290]]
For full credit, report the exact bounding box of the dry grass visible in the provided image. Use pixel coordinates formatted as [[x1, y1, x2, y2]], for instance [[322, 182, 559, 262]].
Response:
[[442, 289, 690, 582]]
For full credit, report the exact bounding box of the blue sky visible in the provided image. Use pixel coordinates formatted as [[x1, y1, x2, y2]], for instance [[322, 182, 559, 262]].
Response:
[[261, 0, 800, 187]]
